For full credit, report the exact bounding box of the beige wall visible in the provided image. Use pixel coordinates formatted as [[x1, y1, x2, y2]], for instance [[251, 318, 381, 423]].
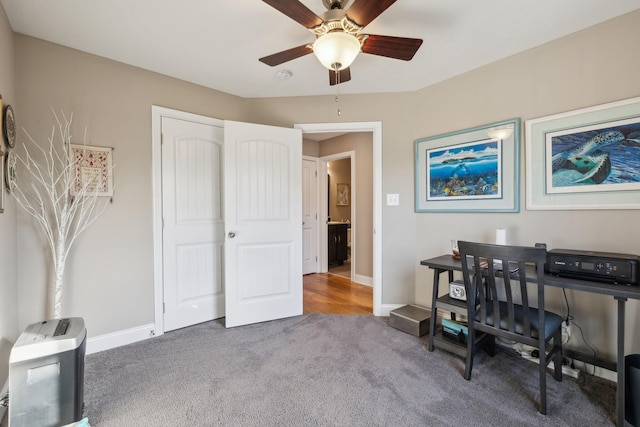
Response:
[[302, 138, 320, 157], [246, 92, 419, 304], [14, 35, 247, 336], [8, 8, 640, 370], [411, 10, 640, 363], [246, 10, 640, 363], [0, 1, 18, 390]]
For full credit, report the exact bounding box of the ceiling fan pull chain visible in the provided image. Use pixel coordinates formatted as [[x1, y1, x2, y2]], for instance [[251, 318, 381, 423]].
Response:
[[334, 69, 341, 116]]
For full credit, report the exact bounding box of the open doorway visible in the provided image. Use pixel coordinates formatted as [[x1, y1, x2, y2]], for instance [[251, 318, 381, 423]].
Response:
[[296, 121, 382, 316], [327, 155, 353, 279]]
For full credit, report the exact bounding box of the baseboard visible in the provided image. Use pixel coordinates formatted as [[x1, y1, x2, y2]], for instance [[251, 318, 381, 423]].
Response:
[[379, 304, 405, 317], [520, 353, 580, 379], [87, 323, 156, 355], [493, 339, 619, 381], [352, 274, 373, 287]]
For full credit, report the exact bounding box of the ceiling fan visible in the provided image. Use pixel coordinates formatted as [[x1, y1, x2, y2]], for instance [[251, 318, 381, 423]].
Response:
[[259, 0, 423, 86]]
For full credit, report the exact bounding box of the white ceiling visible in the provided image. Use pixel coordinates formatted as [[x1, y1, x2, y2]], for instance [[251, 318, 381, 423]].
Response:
[[2, 0, 639, 99]]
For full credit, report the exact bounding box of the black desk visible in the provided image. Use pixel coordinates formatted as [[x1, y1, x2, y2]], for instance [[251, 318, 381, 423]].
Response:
[[421, 254, 640, 426]]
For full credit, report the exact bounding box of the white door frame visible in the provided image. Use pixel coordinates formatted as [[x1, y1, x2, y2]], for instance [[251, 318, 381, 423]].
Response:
[[302, 156, 320, 275], [151, 106, 225, 336], [295, 122, 383, 316]]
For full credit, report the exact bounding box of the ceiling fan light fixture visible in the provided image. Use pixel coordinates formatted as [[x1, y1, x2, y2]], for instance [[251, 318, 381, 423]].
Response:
[[312, 31, 360, 71]]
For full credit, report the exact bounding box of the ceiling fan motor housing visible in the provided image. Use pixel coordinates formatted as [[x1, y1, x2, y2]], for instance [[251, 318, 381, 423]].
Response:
[[323, 0, 350, 10]]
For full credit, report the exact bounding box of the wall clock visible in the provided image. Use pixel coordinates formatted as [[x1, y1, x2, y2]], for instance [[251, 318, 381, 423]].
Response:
[[3, 104, 16, 149]]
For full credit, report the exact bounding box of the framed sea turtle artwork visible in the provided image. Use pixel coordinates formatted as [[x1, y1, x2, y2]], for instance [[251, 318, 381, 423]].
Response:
[[526, 96, 640, 210], [415, 118, 520, 213], [545, 118, 640, 194]]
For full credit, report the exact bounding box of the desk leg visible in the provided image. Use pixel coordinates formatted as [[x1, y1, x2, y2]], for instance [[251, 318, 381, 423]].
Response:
[[428, 268, 444, 352], [616, 296, 626, 426]]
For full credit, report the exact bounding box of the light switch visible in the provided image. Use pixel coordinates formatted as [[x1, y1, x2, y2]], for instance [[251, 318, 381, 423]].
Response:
[[387, 193, 400, 206]]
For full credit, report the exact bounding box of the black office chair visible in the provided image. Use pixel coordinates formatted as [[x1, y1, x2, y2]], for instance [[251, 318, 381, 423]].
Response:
[[458, 241, 563, 415]]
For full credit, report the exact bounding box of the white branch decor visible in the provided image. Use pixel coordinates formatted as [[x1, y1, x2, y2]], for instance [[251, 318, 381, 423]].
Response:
[[12, 110, 112, 319]]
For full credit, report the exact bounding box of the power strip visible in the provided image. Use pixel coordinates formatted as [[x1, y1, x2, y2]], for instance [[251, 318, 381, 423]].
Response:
[[521, 354, 580, 379]]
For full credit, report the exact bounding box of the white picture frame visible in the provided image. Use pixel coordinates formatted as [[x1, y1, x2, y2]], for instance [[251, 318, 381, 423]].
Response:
[[526, 96, 640, 210]]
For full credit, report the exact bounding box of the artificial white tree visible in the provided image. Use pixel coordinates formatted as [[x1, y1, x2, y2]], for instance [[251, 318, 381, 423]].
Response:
[[12, 110, 112, 319]]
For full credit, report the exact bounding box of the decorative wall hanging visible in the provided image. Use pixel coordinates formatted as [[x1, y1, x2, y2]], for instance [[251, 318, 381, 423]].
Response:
[[415, 118, 521, 213], [0, 150, 4, 213], [336, 183, 350, 206], [526, 96, 640, 210], [3, 103, 16, 148], [5, 150, 16, 193], [70, 144, 114, 197]]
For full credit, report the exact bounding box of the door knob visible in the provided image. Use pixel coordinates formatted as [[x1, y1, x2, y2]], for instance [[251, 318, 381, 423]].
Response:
[[228, 231, 236, 238]]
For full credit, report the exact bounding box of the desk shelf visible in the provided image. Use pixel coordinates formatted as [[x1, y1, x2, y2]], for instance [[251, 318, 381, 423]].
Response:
[[427, 271, 494, 361], [434, 294, 467, 315], [431, 328, 493, 358]]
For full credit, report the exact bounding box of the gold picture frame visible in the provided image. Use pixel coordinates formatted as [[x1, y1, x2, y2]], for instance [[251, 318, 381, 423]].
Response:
[[70, 144, 114, 197], [336, 183, 350, 206]]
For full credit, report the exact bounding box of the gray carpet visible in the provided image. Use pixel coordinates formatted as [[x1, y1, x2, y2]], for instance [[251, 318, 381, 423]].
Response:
[[83, 314, 615, 426]]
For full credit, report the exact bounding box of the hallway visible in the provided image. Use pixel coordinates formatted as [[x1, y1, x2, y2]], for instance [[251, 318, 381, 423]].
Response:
[[303, 273, 373, 315]]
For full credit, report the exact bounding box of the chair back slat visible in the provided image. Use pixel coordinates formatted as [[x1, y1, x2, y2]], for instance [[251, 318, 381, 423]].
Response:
[[518, 260, 531, 336], [501, 259, 516, 333]]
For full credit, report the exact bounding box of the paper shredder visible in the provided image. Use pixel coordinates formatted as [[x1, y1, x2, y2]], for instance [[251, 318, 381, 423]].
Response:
[[9, 317, 86, 427]]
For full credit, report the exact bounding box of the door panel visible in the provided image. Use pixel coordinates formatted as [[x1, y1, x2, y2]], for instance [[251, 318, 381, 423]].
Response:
[[302, 159, 318, 274], [224, 120, 302, 328], [162, 117, 225, 331]]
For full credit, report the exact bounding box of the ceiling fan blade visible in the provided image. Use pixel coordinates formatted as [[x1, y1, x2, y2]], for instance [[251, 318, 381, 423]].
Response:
[[361, 34, 423, 61], [259, 44, 313, 66], [329, 67, 352, 86], [346, 0, 398, 27], [262, 0, 323, 29]]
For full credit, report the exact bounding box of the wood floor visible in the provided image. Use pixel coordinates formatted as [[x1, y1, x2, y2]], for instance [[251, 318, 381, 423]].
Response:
[[303, 273, 373, 315]]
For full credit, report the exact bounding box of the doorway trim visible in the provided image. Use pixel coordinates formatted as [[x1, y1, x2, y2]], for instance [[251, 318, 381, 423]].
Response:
[[295, 122, 382, 316], [151, 106, 225, 337]]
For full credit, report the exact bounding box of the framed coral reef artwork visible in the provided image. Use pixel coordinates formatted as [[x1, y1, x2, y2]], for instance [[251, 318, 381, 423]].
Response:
[[414, 118, 520, 213], [70, 144, 114, 197]]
